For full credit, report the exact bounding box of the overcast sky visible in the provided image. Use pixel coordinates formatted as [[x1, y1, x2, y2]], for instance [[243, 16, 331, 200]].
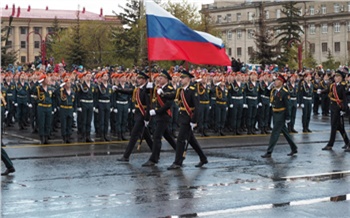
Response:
[[1, 0, 214, 15]]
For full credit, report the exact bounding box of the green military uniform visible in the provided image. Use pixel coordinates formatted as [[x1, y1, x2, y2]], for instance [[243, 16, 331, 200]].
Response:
[[319, 79, 330, 116], [228, 80, 245, 135], [258, 80, 271, 134], [95, 82, 114, 141], [263, 85, 298, 156], [29, 81, 39, 132], [197, 82, 210, 136], [15, 81, 30, 130], [245, 80, 259, 134], [214, 84, 228, 136], [286, 80, 298, 133], [58, 86, 76, 143], [312, 78, 321, 115], [299, 80, 313, 132], [114, 83, 131, 140], [4, 81, 16, 127], [35, 84, 55, 144]]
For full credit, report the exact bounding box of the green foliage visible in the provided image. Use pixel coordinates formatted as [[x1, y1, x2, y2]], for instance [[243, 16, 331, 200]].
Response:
[[303, 51, 317, 69], [322, 50, 340, 70], [1, 17, 17, 67]]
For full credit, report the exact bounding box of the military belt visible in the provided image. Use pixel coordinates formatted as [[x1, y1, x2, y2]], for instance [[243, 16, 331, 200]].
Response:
[[116, 101, 128, 104], [273, 107, 286, 112], [98, 99, 110, 103], [135, 104, 147, 109], [180, 107, 195, 111], [216, 101, 226, 105], [290, 97, 297, 100], [38, 103, 52, 107], [7, 93, 13, 97], [30, 95, 36, 98], [260, 95, 269, 99], [80, 99, 93, 103], [200, 100, 210, 104], [303, 96, 312, 100], [211, 97, 216, 100], [231, 96, 243, 100], [247, 96, 257, 100], [60, 105, 73, 109], [17, 95, 27, 98], [330, 97, 342, 103]]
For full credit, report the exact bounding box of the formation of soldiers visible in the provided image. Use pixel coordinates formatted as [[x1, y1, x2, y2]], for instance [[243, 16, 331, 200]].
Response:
[[1, 64, 350, 150]]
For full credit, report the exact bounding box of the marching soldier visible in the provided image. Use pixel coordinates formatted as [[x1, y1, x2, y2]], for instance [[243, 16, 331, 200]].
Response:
[[117, 72, 153, 162], [261, 75, 298, 158], [95, 72, 114, 141], [322, 70, 350, 152], [57, 76, 76, 143], [15, 72, 30, 130], [299, 72, 313, 132], [245, 72, 259, 135], [168, 70, 208, 170], [319, 73, 331, 116], [76, 71, 95, 142], [286, 74, 299, 133], [35, 74, 55, 144], [142, 70, 177, 167]]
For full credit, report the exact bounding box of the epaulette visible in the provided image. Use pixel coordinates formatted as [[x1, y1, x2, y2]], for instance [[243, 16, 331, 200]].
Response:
[[341, 81, 347, 85], [189, 86, 195, 90], [167, 85, 174, 90], [283, 87, 288, 92]]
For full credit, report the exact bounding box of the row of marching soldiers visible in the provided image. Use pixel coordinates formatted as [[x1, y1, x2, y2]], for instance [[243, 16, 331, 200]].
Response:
[[0, 67, 345, 145]]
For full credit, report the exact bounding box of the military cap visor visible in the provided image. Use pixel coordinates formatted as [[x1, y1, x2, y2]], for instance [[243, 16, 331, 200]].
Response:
[[180, 70, 194, 78], [159, 70, 172, 80]]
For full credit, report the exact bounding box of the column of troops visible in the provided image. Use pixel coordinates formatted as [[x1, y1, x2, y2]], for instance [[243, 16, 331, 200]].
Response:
[[1, 66, 350, 153]]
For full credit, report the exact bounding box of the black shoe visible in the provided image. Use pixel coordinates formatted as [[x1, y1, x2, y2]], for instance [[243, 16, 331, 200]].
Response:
[[86, 136, 94, 143], [104, 135, 111, 141], [287, 150, 298, 156], [342, 144, 348, 149], [66, 136, 72, 143], [302, 129, 308, 133], [40, 136, 45, 145], [142, 160, 156, 167], [264, 127, 271, 134], [44, 136, 49, 144], [121, 133, 127, 141], [345, 147, 350, 152], [167, 164, 182, 170], [117, 133, 122, 141], [322, 146, 333, 151], [1, 141, 6, 147], [261, 153, 272, 158], [195, 160, 208, 167], [202, 130, 209, 137], [31, 129, 38, 133], [1, 167, 15, 176], [62, 136, 67, 144], [117, 157, 129, 162], [291, 129, 298, 133], [307, 129, 312, 133], [219, 130, 225, 136]]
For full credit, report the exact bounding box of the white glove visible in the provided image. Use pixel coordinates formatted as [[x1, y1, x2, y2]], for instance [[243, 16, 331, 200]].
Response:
[[52, 111, 55, 115], [267, 82, 275, 90], [209, 106, 212, 110], [60, 82, 66, 87], [28, 103, 33, 108], [229, 104, 233, 108], [150, 109, 156, 116], [269, 103, 272, 107], [77, 107, 82, 112], [301, 104, 304, 108], [157, 88, 164, 95], [94, 108, 99, 113], [5, 111, 9, 116], [128, 108, 131, 113], [311, 104, 314, 108], [340, 111, 346, 116], [258, 102, 262, 107], [215, 82, 221, 86], [112, 85, 118, 91], [144, 120, 149, 127], [285, 119, 290, 126], [14, 103, 18, 107], [54, 108, 57, 113], [243, 104, 248, 108], [190, 122, 197, 130], [73, 112, 77, 117], [195, 79, 202, 82], [132, 109, 135, 113], [348, 103, 350, 109], [317, 89, 321, 94], [297, 104, 300, 107], [110, 108, 113, 112], [226, 107, 228, 111], [113, 109, 118, 113], [146, 82, 153, 89]]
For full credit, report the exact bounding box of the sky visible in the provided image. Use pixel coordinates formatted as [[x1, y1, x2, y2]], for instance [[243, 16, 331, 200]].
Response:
[[1, 0, 214, 16]]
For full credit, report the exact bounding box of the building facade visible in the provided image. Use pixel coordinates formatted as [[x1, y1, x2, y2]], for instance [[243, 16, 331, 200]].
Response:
[[202, 1, 350, 65], [1, 6, 119, 64]]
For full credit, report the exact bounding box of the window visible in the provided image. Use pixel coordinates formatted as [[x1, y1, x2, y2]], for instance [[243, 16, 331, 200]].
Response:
[[248, 47, 253, 55], [228, 48, 232, 56], [276, 9, 281, 18], [47, 27, 54, 33], [227, 30, 232, 40], [237, 47, 242, 56], [237, 29, 242, 39], [20, 27, 27, 34], [309, 43, 315, 53], [265, 10, 269, 19], [334, 22, 340, 33], [227, 14, 232, 22], [309, 24, 316, 34], [322, 43, 328, 52], [248, 29, 254, 39], [216, 15, 222, 24], [34, 41, 40, 49], [310, 6, 314, 15], [335, 42, 341, 52], [321, 5, 327, 14], [34, 27, 41, 34], [322, 23, 328, 33], [6, 41, 12, 48], [248, 12, 254, 21], [21, 41, 26, 48], [20, 56, 26, 63], [236, 13, 241, 22], [334, 3, 340, 13]]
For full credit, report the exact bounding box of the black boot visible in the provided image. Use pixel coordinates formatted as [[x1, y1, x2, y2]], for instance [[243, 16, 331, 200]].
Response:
[[121, 132, 126, 141], [104, 134, 111, 141], [247, 128, 252, 135], [40, 136, 45, 144], [66, 135, 72, 143], [232, 128, 237, 136], [264, 127, 271, 134], [44, 136, 49, 144], [62, 136, 66, 143], [117, 132, 122, 141], [86, 134, 94, 142], [260, 128, 265, 134], [219, 129, 225, 136]]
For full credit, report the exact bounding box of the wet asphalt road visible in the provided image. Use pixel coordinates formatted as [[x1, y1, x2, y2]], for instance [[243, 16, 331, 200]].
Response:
[[1, 112, 350, 217]]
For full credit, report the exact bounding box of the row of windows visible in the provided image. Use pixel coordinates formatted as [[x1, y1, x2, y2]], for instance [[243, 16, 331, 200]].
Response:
[[227, 42, 344, 57], [7, 27, 56, 35], [216, 3, 350, 23], [5, 41, 41, 49]]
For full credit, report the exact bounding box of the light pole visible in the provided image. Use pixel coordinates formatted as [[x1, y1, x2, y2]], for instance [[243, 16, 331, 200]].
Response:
[[288, 39, 311, 72]]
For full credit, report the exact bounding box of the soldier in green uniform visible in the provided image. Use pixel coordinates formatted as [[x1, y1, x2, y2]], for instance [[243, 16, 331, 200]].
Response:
[[245, 72, 259, 135], [29, 72, 40, 133], [299, 72, 314, 132], [76, 71, 95, 142], [95, 72, 114, 141], [57, 76, 76, 143], [258, 72, 271, 134], [319, 73, 331, 116], [214, 77, 228, 136], [4, 73, 16, 127], [35, 74, 55, 144], [286, 74, 299, 133], [15, 72, 30, 130], [312, 72, 321, 115], [261, 75, 298, 158], [196, 75, 210, 136], [229, 72, 245, 135]]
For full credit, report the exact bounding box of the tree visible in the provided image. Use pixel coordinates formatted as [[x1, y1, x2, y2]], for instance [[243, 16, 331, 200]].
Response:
[[275, 1, 304, 48], [303, 51, 317, 69], [46, 16, 61, 61], [249, 2, 278, 69], [322, 50, 340, 70], [1, 17, 17, 67]]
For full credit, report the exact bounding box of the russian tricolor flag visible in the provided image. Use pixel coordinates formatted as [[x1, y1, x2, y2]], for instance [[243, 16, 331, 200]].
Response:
[[145, 1, 231, 66]]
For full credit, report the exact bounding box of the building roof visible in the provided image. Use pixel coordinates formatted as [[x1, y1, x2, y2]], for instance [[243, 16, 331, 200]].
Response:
[[1, 7, 105, 21]]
